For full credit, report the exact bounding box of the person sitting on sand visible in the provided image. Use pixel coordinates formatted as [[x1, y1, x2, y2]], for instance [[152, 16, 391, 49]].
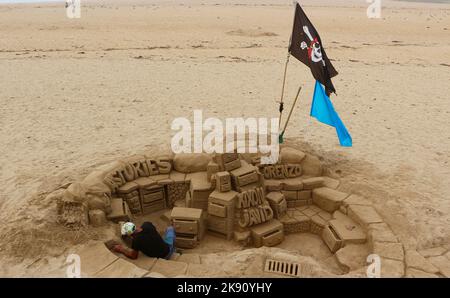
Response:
[[107, 221, 175, 260]]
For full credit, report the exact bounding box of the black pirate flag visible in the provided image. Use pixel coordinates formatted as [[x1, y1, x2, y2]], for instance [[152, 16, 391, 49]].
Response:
[[289, 3, 338, 96]]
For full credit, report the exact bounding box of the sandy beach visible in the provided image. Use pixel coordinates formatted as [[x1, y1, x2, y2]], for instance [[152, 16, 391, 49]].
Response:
[[0, 0, 449, 276]]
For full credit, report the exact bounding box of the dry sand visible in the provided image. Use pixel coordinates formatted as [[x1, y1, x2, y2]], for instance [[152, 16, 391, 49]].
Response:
[[0, 0, 449, 276]]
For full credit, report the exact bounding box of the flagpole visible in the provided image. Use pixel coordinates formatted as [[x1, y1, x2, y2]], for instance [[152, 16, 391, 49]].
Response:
[[278, 2, 297, 143], [278, 52, 291, 129], [280, 85, 302, 141]]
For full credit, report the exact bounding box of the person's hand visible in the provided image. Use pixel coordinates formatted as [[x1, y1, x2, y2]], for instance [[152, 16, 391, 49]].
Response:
[[105, 240, 120, 250], [113, 244, 123, 253]]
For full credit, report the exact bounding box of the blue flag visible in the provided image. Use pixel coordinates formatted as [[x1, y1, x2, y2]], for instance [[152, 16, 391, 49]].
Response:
[[310, 81, 352, 147]]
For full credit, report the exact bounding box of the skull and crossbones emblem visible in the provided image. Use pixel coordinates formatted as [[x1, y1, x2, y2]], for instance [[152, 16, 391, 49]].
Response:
[[300, 26, 325, 66]]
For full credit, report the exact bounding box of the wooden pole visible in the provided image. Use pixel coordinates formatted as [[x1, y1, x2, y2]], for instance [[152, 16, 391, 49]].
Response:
[[278, 53, 291, 128], [281, 85, 302, 137]]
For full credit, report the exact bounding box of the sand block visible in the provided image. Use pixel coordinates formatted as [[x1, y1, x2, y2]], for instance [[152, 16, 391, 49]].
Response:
[[332, 210, 350, 221], [265, 191, 284, 204], [297, 190, 312, 200], [347, 205, 382, 230], [151, 174, 170, 182], [230, 161, 260, 191], [141, 200, 165, 215], [279, 214, 297, 230], [177, 253, 201, 264], [208, 190, 237, 218], [150, 259, 188, 277], [175, 234, 199, 249], [318, 210, 332, 221], [266, 192, 287, 219], [281, 190, 297, 200], [312, 187, 349, 213], [291, 214, 310, 232], [282, 177, 303, 191], [301, 207, 319, 218], [238, 180, 265, 193], [287, 199, 311, 208], [321, 176, 340, 189], [380, 258, 405, 277], [118, 181, 139, 194], [107, 198, 131, 223], [95, 258, 148, 278], [187, 172, 213, 210], [169, 171, 186, 183], [264, 179, 283, 191], [207, 215, 234, 239], [207, 162, 220, 181], [250, 219, 284, 248], [321, 225, 343, 253], [308, 205, 322, 213], [404, 250, 439, 274], [218, 152, 239, 163], [373, 242, 404, 261], [207, 202, 228, 218], [187, 172, 211, 190], [191, 199, 208, 211], [76, 242, 118, 277], [331, 210, 367, 246], [157, 178, 173, 186], [286, 209, 301, 218], [224, 159, 242, 172], [171, 207, 203, 221], [215, 153, 241, 171], [302, 177, 324, 190], [117, 181, 141, 215], [214, 153, 241, 172], [310, 215, 327, 235], [172, 207, 206, 240], [134, 177, 156, 188], [215, 171, 231, 193], [291, 210, 306, 219], [367, 223, 398, 243], [335, 244, 370, 273], [329, 218, 366, 245]]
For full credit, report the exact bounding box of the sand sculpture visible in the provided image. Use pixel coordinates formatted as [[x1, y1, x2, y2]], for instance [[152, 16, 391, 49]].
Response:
[[52, 146, 411, 277]]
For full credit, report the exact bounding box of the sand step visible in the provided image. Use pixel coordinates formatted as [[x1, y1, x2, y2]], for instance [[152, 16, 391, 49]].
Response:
[[147, 258, 188, 277], [75, 241, 119, 277], [95, 258, 148, 278], [312, 187, 349, 213]]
